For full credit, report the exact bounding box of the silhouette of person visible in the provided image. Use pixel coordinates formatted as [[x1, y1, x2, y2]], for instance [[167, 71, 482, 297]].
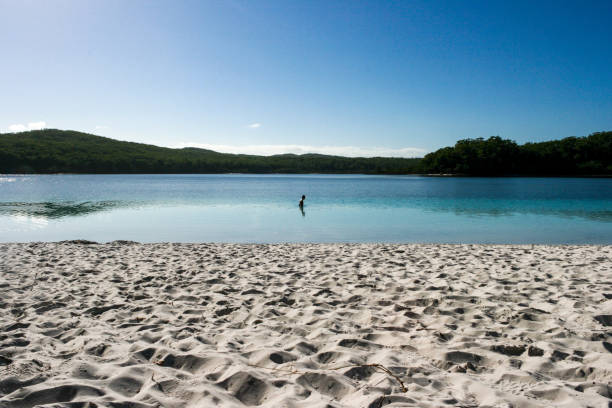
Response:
[[299, 195, 306, 217]]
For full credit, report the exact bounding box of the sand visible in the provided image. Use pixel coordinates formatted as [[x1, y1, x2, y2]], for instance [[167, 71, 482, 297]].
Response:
[[0, 242, 611, 408]]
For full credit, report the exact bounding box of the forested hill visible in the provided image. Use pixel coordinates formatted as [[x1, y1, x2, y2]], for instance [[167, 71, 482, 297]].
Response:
[[2, 129, 610, 175], [421, 131, 612, 176], [0, 129, 421, 174]]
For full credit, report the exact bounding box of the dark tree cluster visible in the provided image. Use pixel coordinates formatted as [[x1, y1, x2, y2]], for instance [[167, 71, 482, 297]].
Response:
[[0, 129, 421, 174], [421, 132, 612, 176]]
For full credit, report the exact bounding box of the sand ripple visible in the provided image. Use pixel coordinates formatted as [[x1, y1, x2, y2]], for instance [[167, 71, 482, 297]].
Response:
[[1, 243, 611, 407]]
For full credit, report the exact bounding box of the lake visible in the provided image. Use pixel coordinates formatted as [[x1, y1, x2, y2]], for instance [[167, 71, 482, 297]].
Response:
[[0, 174, 611, 243]]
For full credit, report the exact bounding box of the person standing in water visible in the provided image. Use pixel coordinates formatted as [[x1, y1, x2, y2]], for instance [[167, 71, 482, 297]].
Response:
[[298, 195, 306, 216]]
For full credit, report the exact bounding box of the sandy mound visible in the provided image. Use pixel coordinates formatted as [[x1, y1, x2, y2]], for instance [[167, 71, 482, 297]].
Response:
[[0, 243, 611, 407]]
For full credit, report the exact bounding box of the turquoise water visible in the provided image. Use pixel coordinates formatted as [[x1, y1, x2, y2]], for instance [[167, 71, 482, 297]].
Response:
[[0, 174, 611, 243]]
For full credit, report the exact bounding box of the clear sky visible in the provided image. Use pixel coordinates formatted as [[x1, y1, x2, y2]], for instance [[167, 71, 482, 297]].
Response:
[[1, 0, 611, 157]]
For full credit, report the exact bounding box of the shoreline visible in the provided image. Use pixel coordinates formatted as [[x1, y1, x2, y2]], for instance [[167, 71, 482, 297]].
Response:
[[1, 243, 611, 407], [2, 172, 612, 177], [4, 240, 612, 246]]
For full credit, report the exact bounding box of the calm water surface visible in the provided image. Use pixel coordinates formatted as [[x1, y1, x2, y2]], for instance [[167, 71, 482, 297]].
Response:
[[0, 174, 611, 243]]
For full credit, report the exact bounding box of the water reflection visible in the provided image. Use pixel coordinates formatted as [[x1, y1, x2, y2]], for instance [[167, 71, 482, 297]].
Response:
[[13, 214, 49, 228], [431, 205, 612, 222], [0, 201, 127, 219], [0, 199, 610, 223]]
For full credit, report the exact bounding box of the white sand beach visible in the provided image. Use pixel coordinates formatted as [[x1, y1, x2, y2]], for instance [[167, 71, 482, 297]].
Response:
[[1, 242, 611, 408]]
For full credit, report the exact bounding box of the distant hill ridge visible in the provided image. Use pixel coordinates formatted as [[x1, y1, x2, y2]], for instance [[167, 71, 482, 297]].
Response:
[[0, 129, 421, 174], [1, 129, 610, 175]]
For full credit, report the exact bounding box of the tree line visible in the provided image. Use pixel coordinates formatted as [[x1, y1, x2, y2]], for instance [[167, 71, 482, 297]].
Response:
[[420, 131, 611, 175], [1, 129, 610, 175], [0, 129, 421, 174]]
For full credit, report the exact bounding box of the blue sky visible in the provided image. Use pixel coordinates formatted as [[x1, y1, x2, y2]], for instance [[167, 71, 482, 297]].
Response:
[[1, 0, 611, 157]]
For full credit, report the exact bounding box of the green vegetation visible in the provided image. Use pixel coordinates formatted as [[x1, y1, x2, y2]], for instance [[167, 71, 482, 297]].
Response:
[[0, 129, 420, 174], [421, 131, 612, 176], [1, 129, 610, 175]]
